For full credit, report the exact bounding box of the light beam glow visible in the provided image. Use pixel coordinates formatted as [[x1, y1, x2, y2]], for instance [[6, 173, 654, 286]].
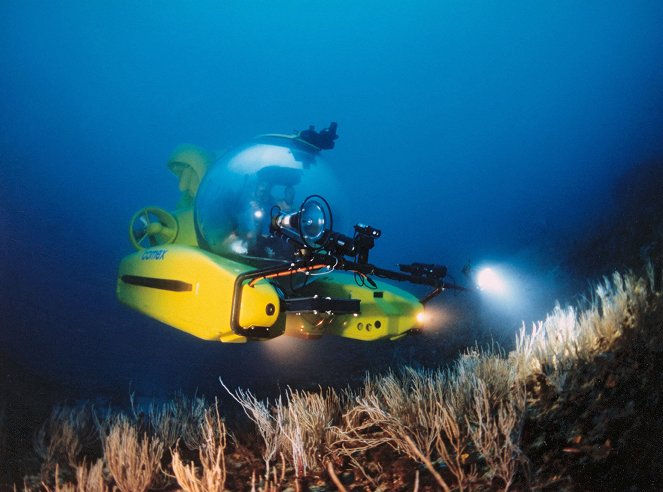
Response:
[[477, 267, 506, 294]]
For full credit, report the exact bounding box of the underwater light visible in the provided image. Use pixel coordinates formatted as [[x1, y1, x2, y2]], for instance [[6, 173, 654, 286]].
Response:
[[271, 195, 333, 249], [300, 197, 329, 245], [411, 306, 450, 333], [477, 267, 506, 294]]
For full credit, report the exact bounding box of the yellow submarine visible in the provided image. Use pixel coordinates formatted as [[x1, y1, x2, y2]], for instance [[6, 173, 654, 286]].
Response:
[[117, 123, 464, 343]]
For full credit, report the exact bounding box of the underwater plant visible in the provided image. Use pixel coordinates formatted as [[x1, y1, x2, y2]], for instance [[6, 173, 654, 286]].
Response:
[[171, 402, 227, 492], [101, 416, 164, 492], [8, 266, 662, 490], [32, 404, 98, 484], [514, 270, 651, 388], [148, 393, 209, 450]]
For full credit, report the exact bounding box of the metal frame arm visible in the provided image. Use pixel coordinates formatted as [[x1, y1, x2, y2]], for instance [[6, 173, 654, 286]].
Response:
[[229, 255, 469, 339]]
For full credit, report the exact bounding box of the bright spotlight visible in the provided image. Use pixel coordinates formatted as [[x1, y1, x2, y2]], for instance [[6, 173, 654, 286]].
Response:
[[477, 267, 506, 294], [412, 306, 450, 334]]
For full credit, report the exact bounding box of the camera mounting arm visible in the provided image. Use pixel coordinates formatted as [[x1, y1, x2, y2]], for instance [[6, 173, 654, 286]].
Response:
[[269, 195, 470, 305], [333, 258, 471, 304]]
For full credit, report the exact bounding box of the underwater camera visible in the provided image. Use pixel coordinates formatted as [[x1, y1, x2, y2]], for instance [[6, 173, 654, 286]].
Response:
[[117, 122, 468, 343], [270, 195, 333, 251], [270, 195, 382, 265]]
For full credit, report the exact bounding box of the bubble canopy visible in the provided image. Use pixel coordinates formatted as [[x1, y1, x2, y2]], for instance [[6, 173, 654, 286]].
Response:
[[195, 135, 340, 259]]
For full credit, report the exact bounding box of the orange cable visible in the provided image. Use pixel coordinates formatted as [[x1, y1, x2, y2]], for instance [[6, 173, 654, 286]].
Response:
[[247, 264, 329, 287]]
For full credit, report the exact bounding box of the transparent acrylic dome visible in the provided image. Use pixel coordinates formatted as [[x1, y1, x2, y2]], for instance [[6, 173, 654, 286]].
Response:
[[195, 135, 341, 260]]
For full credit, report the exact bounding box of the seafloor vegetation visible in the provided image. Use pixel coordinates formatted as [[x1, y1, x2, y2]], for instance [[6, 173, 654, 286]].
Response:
[[1, 265, 661, 491]]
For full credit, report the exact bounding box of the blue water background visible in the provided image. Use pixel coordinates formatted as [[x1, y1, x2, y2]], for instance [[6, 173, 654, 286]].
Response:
[[1, 1, 663, 398]]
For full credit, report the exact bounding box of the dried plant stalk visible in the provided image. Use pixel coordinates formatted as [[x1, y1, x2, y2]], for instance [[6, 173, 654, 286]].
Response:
[[102, 419, 163, 492], [275, 387, 341, 477], [149, 393, 208, 450], [75, 458, 108, 492], [171, 402, 227, 492], [34, 404, 97, 470], [513, 272, 650, 386], [221, 379, 279, 479], [466, 379, 526, 491]]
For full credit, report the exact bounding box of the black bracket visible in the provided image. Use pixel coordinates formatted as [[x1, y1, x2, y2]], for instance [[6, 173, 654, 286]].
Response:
[[284, 296, 360, 314]]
